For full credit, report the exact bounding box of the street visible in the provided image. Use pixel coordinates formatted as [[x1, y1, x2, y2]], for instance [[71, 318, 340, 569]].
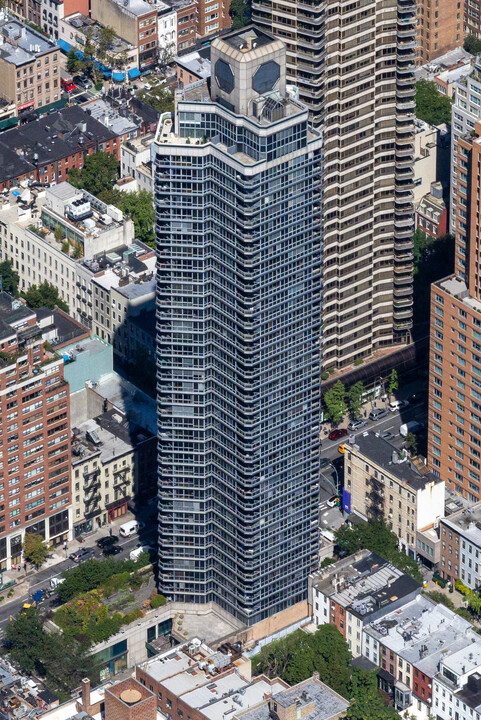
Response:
[[0, 527, 157, 634]]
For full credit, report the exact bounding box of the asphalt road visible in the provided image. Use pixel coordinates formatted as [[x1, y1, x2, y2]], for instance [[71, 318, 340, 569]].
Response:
[[0, 528, 157, 633]]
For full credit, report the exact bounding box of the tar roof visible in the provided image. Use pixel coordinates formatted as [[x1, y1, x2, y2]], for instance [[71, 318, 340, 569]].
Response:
[[220, 26, 275, 51], [0, 106, 117, 184], [350, 432, 438, 491]]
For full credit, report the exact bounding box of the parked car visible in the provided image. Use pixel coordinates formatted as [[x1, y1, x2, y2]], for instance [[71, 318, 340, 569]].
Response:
[[69, 547, 95, 563], [103, 545, 123, 557], [327, 495, 340, 508], [388, 399, 409, 412], [329, 428, 348, 440], [381, 431, 394, 440], [369, 408, 388, 421], [96, 535, 119, 549], [348, 418, 367, 431], [73, 75, 91, 89], [143, 82, 152, 91]]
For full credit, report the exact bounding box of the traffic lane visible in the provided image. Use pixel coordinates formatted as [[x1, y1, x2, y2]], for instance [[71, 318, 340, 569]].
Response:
[[0, 530, 157, 630], [320, 404, 427, 458]]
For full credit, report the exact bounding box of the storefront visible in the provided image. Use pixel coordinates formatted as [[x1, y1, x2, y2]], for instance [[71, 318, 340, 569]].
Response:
[[92, 640, 128, 681]]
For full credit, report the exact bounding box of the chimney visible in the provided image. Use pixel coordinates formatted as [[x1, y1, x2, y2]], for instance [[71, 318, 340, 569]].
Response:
[[81, 678, 91, 711], [313, 672, 320, 681]]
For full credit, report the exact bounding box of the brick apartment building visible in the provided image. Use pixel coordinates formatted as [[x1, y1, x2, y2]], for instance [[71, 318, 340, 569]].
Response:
[[0, 16, 60, 116], [6, 0, 89, 40], [0, 293, 71, 570], [309, 552, 421, 657], [428, 120, 481, 503], [438, 503, 481, 587], [90, 0, 158, 71], [0, 105, 120, 191], [416, 0, 463, 65]]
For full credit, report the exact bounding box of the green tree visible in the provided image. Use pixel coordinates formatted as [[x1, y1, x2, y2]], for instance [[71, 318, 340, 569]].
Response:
[[67, 151, 120, 196], [229, 0, 250, 29], [54, 226, 63, 241], [138, 85, 174, 114], [22, 533, 49, 568], [22, 281, 68, 313], [57, 556, 142, 603], [405, 431, 418, 456], [0, 260, 19, 296], [114, 190, 155, 245], [415, 79, 453, 125], [323, 380, 347, 425], [468, 591, 481, 615], [388, 369, 398, 397], [464, 34, 481, 55], [423, 590, 455, 610], [66, 48, 83, 74], [347, 381, 365, 419], [335, 518, 422, 582], [347, 668, 399, 720], [5, 609, 97, 699]]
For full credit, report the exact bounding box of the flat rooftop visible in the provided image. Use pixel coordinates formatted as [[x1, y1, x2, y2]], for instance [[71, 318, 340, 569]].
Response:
[[349, 432, 438, 491], [92, 253, 155, 297], [0, 17, 56, 66], [176, 50, 211, 79], [219, 26, 275, 52], [310, 550, 420, 618], [442, 503, 481, 547], [238, 678, 350, 720], [366, 594, 477, 677]]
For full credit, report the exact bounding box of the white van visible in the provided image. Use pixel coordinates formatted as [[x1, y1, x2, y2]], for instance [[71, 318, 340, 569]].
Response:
[[119, 520, 139, 537], [130, 545, 153, 561], [389, 399, 409, 412]]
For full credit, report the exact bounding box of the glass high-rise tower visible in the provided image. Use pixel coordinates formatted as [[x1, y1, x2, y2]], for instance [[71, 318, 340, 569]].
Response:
[[153, 27, 322, 625]]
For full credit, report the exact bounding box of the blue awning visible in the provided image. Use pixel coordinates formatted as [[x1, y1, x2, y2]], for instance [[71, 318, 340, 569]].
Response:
[[103, 69, 112, 78], [75, 49, 84, 60], [112, 72, 125, 82], [128, 67, 141, 79], [57, 38, 72, 53]]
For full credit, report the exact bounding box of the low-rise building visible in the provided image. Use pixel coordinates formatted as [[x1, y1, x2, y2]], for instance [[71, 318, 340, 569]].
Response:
[[344, 433, 445, 558], [0, 13, 60, 116], [364, 594, 477, 717], [121, 134, 155, 193], [156, 1, 177, 54], [0, 181, 157, 336], [415, 47, 473, 98], [90, 0, 158, 72], [416, 181, 448, 238], [439, 503, 481, 587], [81, 97, 140, 144], [0, 104, 121, 190], [58, 13, 139, 75], [309, 551, 421, 657], [137, 642, 350, 720], [433, 641, 481, 720], [176, 49, 211, 88], [414, 119, 450, 205], [71, 407, 155, 535]]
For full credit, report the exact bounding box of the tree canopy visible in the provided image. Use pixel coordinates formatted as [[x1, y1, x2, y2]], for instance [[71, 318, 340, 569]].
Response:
[[464, 34, 481, 55], [347, 381, 364, 419], [415, 80, 453, 126], [138, 85, 174, 114], [68, 151, 120, 196], [57, 556, 147, 603], [98, 189, 155, 246], [23, 533, 49, 568], [0, 260, 19, 296], [335, 518, 422, 582], [22, 281, 68, 313], [323, 380, 347, 424], [388, 369, 398, 396], [229, 0, 251, 29], [252, 626, 398, 720], [5, 608, 97, 700]]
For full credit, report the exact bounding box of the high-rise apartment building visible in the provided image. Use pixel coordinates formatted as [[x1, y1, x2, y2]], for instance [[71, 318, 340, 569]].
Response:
[[428, 120, 481, 502], [253, 0, 416, 369], [416, 0, 463, 65], [153, 27, 322, 625], [450, 63, 481, 236], [0, 293, 71, 570]]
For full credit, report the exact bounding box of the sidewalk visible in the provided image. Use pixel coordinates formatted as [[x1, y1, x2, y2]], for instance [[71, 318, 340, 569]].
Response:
[[0, 500, 157, 605]]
